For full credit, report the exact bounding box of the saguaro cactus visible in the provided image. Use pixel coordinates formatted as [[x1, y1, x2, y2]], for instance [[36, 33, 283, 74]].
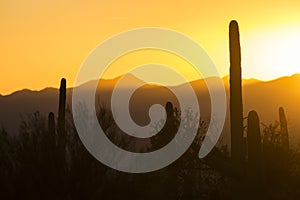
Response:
[[48, 112, 56, 146], [55, 78, 67, 192], [247, 110, 263, 196], [166, 101, 174, 120], [57, 78, 66, 148], [279, 107, 289, 150], [229, 20, 245, 166], [165, 101, 177, 136]]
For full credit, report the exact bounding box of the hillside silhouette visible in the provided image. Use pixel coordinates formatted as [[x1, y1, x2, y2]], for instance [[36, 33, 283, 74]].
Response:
[[1, 74, 300, 145]]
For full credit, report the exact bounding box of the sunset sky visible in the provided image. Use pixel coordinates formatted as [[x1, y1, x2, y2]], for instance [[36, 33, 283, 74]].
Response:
[[1, 0, 300, 95]]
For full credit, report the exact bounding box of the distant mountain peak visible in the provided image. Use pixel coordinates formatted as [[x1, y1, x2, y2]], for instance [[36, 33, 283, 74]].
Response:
[[2, 73, 300, 97]]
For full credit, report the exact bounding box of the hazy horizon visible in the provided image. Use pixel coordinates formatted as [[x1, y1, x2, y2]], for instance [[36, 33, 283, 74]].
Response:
[[2, 72, 300, 96]]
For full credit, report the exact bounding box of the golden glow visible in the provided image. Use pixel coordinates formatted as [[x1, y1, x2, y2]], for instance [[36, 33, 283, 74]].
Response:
[[0, 0, 300, 94], [243, 26, 300, 80], [103, 49, 202, 85]]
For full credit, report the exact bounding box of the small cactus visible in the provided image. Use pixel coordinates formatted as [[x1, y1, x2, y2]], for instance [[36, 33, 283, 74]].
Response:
[[48, 112, 56, 147], [165, 101, 174, 120], [279, 107, 289, 150], [247, 110, 263, 196]]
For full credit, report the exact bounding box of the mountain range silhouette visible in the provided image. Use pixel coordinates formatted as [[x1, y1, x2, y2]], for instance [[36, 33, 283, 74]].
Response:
[[1, 73, 300, 146]]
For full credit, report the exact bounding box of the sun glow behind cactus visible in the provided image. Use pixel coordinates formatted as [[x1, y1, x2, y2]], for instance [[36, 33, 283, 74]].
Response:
[[243, 26, 300, 80]]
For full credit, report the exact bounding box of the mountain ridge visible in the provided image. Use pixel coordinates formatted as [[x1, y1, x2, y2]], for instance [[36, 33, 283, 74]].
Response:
[[1, 73, 300, 147], [2, 73, 299, 97]]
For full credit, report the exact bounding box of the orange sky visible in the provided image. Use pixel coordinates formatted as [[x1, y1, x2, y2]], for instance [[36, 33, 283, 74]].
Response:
[[1, 0, 300, 95]]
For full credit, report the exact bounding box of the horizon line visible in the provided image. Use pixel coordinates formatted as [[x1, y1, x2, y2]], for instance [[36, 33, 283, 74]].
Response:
[[1, 73, 300, 97]]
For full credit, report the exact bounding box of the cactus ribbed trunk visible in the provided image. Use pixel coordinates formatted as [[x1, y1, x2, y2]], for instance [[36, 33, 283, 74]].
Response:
[[279, 107, 289, 150], [247, 110, 263, 197], [229, 20, 245, 167]]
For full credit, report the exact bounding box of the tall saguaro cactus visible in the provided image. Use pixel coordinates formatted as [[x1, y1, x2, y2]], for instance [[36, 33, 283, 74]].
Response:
[[279, 107, 289, 150], [55, 78, 67, 193], [57, 78, 66, 154], [57, 78, 66, 134], [229, 20, 245, 166], [58, 78, 66, 134]]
